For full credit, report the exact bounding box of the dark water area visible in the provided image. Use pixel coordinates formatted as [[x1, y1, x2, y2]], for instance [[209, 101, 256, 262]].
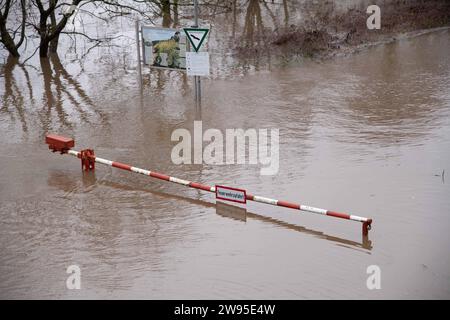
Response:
[[0, 1, 450, 299]]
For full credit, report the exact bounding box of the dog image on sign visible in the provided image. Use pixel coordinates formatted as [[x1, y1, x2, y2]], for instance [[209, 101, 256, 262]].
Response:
[[142, 27, 187, 70]]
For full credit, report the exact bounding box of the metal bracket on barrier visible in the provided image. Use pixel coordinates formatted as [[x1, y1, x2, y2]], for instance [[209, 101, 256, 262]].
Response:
[[79, 149, 95, 171]]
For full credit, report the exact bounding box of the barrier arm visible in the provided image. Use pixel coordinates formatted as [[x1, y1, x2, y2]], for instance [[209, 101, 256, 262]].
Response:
[[45, 134, 373, 235]]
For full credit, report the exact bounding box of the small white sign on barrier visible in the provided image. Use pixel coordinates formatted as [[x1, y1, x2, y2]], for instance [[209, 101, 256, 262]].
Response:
[[216, 185, 247, 204], [186, 52, 210, 76]]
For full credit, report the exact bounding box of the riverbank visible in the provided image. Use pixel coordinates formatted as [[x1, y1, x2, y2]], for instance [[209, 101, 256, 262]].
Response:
[[234, 0, 450, 62]]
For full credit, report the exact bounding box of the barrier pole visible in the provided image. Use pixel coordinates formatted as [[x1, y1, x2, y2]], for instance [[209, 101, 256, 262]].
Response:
[[45, 134, 372, 235]]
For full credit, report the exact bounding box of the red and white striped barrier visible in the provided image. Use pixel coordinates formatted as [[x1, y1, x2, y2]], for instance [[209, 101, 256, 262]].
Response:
[[46, 134, 373, 235]]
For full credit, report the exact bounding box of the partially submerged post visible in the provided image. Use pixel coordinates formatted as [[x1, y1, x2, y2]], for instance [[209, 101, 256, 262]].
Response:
[[362, 220, 372, 236], [135, 20, 143, 90]]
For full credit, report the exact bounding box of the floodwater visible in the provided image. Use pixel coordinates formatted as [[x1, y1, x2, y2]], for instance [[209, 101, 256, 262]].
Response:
[[1, 11, 450, 299]]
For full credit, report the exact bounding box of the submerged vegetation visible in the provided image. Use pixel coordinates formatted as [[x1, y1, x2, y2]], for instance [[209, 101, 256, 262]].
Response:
[[234, 0, 450, 60]]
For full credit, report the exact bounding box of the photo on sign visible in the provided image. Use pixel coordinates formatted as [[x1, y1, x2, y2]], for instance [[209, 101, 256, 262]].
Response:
[[142, 26, 187, 71]]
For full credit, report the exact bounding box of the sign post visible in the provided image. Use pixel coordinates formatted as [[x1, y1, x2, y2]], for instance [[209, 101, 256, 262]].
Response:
[[135, 0, 208, 111], [135, 20, 142, 90], [193, 0, 201, 112]]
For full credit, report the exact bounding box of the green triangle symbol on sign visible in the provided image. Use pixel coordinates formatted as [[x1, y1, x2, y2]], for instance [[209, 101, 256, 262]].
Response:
[[183, 28, 209, 52]]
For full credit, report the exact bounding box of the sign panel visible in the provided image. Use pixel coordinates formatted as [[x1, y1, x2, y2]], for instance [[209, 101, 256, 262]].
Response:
[[141, 26, 187, 71], [215, 185, 247, 204], [186, 52, 210, 76], [183, 28, 209, 52]]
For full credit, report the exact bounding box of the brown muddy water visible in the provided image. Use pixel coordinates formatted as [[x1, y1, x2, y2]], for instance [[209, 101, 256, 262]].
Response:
[[1, 22, 450, 298]]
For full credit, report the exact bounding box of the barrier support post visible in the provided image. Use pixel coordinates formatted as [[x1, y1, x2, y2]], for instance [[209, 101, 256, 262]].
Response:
[[363, 219, 372, 236], [79, 149, 95, 171]]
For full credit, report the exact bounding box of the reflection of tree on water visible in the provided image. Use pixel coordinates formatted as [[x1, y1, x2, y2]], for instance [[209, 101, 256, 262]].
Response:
[[239, 0, 291, 46], [243, 0, 264, 46], [40, 57, 72, 130], [1, 56, 30, 133], [39, 54, 108, 132], [232, 0, 238, 38], [1, 53, 108, 134]]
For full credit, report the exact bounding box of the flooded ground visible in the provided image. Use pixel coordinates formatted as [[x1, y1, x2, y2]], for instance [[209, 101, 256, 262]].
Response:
[[1, 4, 450, 299]]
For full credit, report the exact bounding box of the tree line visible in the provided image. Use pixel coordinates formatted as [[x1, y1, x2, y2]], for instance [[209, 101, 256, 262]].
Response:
[[0, 0, 219, 59]]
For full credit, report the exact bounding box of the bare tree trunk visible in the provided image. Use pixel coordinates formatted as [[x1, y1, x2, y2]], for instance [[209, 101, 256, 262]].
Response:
[[283, 0, 289, 27], [161, 0, 171, 27], [40, 39, 50, 57], [232, 0, 237, 38], [38, 0, 50, 57], [37, 0, 81, 57], [0, 26, 20, 57], [173, 0, 179, 27], [0, 0, 26, 58], [49, 8, 59, 54]]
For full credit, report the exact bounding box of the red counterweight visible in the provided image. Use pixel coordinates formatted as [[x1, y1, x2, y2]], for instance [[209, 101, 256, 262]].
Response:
[[45, 134, 75, 153]]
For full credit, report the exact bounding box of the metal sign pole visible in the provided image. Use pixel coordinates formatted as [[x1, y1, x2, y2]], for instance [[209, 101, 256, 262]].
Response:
[[193, 0, 201, 111], [135, 20, 142, 91]]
